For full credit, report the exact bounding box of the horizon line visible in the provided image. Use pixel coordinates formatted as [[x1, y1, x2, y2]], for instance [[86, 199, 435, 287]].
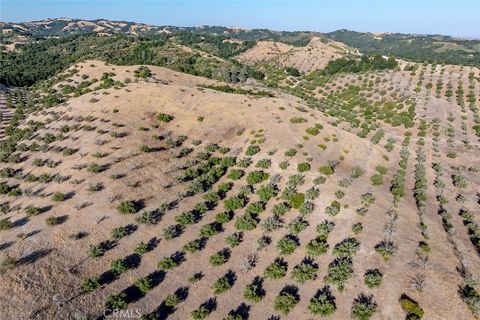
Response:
[[2, 16, 479, 40]]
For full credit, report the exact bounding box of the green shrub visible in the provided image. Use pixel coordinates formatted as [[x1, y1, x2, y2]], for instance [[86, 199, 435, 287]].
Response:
[[26, 206, 41, 217], [274, 287, 300, 315], [306, 127, 320, 136], [319, 166, 334, 175], [199, 223, 219, 238], [87, 163, 102, 173], [287, 174, 305, 187], [237, 158, 252, 168], [234, 213, 258, 231], [212, 275, 234, 294], [227, 169, 244, 180], [157, 113, 174, 123], [290, 117, 307, 124], [134, 242, 149, 255], [325, 201, 341, 216], [244, 281, 265, 303], [364, 269, 383, 288], [117, 201, 138, 214], [246, 170, 269, 185], [175, 212, 196, 225], [88, 244, 105, 258], [352, 223, 363, 235], [273, 202, 290, 216], [277, 236, 298, 255], [256, 158, 271, 169], [256, 184, 278, 202], [370, 174, 384, 186], [106, 293, 128, 310], [460, 285, 480, 315], [324, 257, 354, 291], [191, 305, 211, 320], [164, 293, 181, 307], [209, 250, 229, 266], [245, 145, 260, 156], [351, 294, 377, 320], [225, 232, 243, 247], [111, 226, 127, 239], [285, 149, 297, 157], [288, 216, 308, 233], [375, 240, 396, 260], [158, 257, 178, 271], [308, 287, 337, 316], [376, 165, 387, 175], [0, 218, 13, 230], [183, 239, 202, 253], [452, 174, 467, 188], [45, 216, 62, 226], [140, 145, 150, 153], [224, 195, 246, 212], [290, 193, 305, 209], [333, 237, 360, 257], [350, 166, 365, 179], [135, 277, 153, 294], [82, 277, 100, 293], [313, 176, 327, 185], [111, 259, 128, 275], [264, 259, 288, 279], [215, 211, 233, 224], [51, 192, 66, 201], [334, 190, 345, 199], [291, 261, 317, 283], [1, 255, 16, 271], [399, 295, 424, 319], [297, 162, 311, 172], [306, 238, 328, 256]]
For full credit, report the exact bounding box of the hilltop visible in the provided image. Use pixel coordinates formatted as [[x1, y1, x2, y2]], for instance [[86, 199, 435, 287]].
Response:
[[2, 18, 480, 67]]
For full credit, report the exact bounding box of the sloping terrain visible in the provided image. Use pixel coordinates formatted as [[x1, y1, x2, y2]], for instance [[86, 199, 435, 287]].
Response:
[[0, 57, 480, 320], [236, 37, 352, 74], [2, 18, 480, 66], [326, 29, 480, 66]]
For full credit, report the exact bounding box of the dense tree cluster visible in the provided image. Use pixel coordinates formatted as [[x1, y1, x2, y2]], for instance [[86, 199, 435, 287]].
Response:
[[0, 33, 263, 87], [321, 55, 398, 76]]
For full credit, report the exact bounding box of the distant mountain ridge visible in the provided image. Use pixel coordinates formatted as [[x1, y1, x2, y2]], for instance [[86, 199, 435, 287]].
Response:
[[1, 18, 479, 77]]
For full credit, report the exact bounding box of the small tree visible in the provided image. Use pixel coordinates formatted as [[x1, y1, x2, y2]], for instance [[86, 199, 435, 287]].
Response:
[[106, 293, 128, 310], [308, 286, 336, 316], [157, 113, 174, 123], [274, 286, 300, 315], [264, 258, 288, 279], [364, 269, 383, 288], [351, 293, 377, 320], [117, 201, 138, 214]]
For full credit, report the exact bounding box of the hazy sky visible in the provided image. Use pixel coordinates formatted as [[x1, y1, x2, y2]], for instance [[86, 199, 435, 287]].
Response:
[[1, 0, 479, 38]]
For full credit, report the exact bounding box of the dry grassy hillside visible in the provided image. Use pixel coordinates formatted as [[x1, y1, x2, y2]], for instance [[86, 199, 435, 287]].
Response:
[[0, 60, 480, 320], [236, 37, 353, 74]]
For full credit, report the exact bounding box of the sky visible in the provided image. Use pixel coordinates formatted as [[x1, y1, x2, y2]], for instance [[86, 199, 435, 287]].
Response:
[[1, 0, 479, 38]]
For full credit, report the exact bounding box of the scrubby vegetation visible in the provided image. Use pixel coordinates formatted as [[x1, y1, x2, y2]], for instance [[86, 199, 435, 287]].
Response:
[[1, 18, 479, 320]]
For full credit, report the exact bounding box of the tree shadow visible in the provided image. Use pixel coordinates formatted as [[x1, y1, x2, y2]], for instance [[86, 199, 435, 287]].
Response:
[[152, 286, 190, 320], [148, 146, 167, 153], [53, 215, 69, 225], [0, 241, 15, 251], [227, 303, 251, 320], [122, 270, 169, 307], [24, 229, 41, 239], [17, 249, 52, 266], [12, 216, 29, 228], [39, 205, 53, 214]]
